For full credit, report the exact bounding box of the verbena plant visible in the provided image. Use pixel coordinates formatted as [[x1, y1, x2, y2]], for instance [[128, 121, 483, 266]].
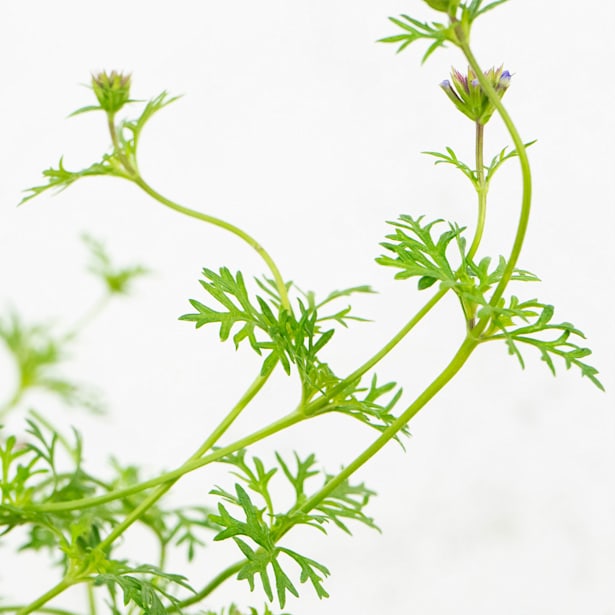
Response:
[[0, 1, 604, 614]]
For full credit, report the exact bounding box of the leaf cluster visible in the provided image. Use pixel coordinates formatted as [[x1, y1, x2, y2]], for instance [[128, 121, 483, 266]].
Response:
[[181, 269, 370, 397], [181, 269, 405, 432], [0, 419, 114, 571], [377, 214, 602, 388], [209, 450, 378, 607]]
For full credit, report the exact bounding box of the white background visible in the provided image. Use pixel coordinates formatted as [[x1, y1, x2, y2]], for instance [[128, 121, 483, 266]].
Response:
[[0, 1, 614, 613]]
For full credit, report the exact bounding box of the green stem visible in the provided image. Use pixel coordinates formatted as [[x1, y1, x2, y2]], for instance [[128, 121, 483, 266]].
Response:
[[133, 176, 291, 311], [459, 43, 532, 317], [466, 121, 486, 263], [106, 113, 290, 310], [95, 371, 274, 551], [306, 119, 489, 416], [16, 576, 79, 615], [0, 608, 80, 615], [286, 335, 479, 532], [86, 582, 97, 615], [304, 287, 448, 415], [31, 407, 305, 514], [184, 72, 528, 586], [107, 112, 137, 176], [186, 335, 481, 606], [168, 561, 244, 612]]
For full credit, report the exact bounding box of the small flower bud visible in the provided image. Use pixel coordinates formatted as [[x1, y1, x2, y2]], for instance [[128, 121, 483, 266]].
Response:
[[91, 71, 132, 114], [439, 65, 512, 125]]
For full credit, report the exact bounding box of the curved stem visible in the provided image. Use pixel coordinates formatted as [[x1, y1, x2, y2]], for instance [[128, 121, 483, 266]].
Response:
[[459, 43, 532, 317], [105, 113, 291, 311], [133, 176, 291, 311]]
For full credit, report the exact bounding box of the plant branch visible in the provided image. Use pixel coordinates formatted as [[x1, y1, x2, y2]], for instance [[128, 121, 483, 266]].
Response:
[[459, 43, 532, 320], [133, 176, 291, 312]]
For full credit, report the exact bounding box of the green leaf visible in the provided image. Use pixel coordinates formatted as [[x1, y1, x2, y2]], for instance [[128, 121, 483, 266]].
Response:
[[181, 268, 370, 398], [484, 140, 537, 184], [377, 215, 462, 287], [20, 155, 124, 205], [379, 15, 452, 62], [94, 563, 193, 615], [277, 547, 330, 600], [484, 299, 604, 390], [422, 146, 478, 186]]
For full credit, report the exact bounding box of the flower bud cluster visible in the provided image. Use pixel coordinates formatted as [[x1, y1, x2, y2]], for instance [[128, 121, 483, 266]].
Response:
[[91, 71, 132, 114], [440, 66, 511, 125]]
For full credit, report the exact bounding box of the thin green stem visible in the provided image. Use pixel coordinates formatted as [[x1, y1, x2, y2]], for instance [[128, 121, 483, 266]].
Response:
[[304, 287, 448, 415], [0, 608, 80, 615], [95, 371, 274, 550], [466, 121, 486, 263], [16, 576, 79, 615], [106, 114, 290, 309], [186, 335, 481, 606], [31, 407, 305, 514], [86, 582, 97, 615], [133, 176, 291, 311], [285, 335, 479, 533], [107, 113, 137, 177], [169, 561, 244, 611], [459, 43, 532, 319]]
